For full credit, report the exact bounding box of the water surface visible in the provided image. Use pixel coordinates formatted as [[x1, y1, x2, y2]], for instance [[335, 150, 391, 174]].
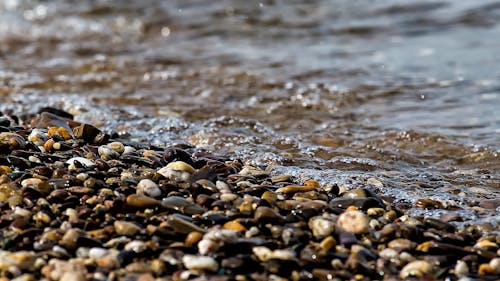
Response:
[[1, 0, 499, 228]]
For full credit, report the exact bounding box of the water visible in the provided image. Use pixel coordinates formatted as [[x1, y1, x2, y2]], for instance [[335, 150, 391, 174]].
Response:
[[1, 0, 499, 228]]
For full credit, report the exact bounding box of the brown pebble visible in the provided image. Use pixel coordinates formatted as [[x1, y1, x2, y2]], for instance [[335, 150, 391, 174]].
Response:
[[254, 206, 285, 224], [275, 185, 315, 194], [126, 194, 159, 208], [185, 231, 203, 246], [223, 220, 247, 232]]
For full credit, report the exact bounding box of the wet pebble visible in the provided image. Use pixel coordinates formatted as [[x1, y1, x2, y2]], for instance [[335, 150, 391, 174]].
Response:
[[182, 255, 218, 272], [337, 209, 369, 234], [114, 221, 142, 236], [400, 260, 433, 279], [136, 179, 162, 198]]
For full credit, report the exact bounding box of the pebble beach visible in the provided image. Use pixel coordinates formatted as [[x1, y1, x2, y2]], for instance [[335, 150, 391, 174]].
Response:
[[1, 1, 500, 280], [0, 109, 498, 280]]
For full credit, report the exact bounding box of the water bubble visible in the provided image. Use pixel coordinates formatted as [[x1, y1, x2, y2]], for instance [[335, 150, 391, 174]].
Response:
[[161, 26, 170, 37]]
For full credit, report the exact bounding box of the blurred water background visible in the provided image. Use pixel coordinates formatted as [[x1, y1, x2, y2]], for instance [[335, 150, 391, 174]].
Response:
[[0, 0, 499, 228]]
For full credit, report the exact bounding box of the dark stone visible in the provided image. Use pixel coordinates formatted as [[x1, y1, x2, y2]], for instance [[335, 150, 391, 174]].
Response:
[[38, 107, 74, 120]]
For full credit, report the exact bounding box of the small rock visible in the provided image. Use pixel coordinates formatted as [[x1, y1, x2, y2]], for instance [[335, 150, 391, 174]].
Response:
[[308, 216, 335, 239], [254, 206, 285, 224], [66, 157, 95, 167], [98, 145, 120, 160], [337, 210, 369, 234], [182, 255, 218, 272], [400, 260, 432, 279], [454, 260, 469, 276], [126, 194, 158, 208], [136, 179, 162, 198], [89, 247, 109, 259], [114, 221, 142, 236], [107, 142, 125, 154], [275, 185, 315, 194], [166, 161, 195, 173]]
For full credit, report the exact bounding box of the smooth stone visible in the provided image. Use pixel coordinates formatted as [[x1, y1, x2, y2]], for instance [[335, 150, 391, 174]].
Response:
[[223, 220, 247, 232], [308, 216, 335, 239], [72, 123, 108, 144], [254, 206, 285, 224], [0, 132, 25, 150], [165, 161, 195, 173], [107, 142, 125, 154], [27, 129, 47, 146], [182, 255, 218, 272], [66, 157, 95, 167], [400, 260, 432, 279], [21, 178, 51, 194], [124, 240, 147, 253], [252, 246, 296, 262], [167, 214, 206, 234], [185, 231, 203, 246], [114, 221, 142, 236], [388, 238, 416, 251], [98, 145, 120, 160], [161, 196, 205, 215], [126, 194, 159, 208], [136, 179, 162, 198], [337, 210, 369, 234], [89, 247, 109, 259], [275, 185, 315, 194]]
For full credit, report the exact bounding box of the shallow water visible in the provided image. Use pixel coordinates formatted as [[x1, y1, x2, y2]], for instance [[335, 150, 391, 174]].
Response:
[[0, 0, 499, 228]]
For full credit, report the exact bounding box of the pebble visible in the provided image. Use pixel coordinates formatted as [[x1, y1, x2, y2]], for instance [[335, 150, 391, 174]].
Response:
[[107, 141, 125, 154], [89, 247, 109, 259], [275, 185, 315, 194], [166, 161, 196, 173], [66, 157, 95, 167], [182, 255, 218, 272], [126, 194, 159, 208], [0, 114, 497, 281], [254, 206, 285, 224], [337, 209, 370, 234], [98, 145, 120, 160], [136, 179, 162, 198], [400, 260, 432, 279], [114, 221, 142, 236], [308, 216, 335, 239]]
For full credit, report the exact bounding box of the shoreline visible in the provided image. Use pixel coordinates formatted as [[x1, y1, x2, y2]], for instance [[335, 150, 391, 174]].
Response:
[[0, 108, 499, 280]]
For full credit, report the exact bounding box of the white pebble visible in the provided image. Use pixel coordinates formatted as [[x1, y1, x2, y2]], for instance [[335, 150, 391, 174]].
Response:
[[89, 247, 109, 259], [337, 210, 369, 234], [182, 255, 218, 272], [136, 179, 162, 198], [66, 157, 95, 167], [308, 216, 335, 239]]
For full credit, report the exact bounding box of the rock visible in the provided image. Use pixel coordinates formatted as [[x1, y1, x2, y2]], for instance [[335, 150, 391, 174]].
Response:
[[136, 179, 162, 198], [0, 132, 24, 151], [308, 216, 335, 239], [72, 123, 109, 144], [166, 161, 196, 173], [182, 255, 218, 272], [114, 221, 142, 236], [254, 206, 285, 224], [98, 145, 120, 160], [400, 260, 432, 279], [66, 157, 95, 167], [337, 210, 369, 234], [107, 142, 125, 154], [161, 196, 205, 215], [126, 194, 159, 208], [275, 185, 315, 194]]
